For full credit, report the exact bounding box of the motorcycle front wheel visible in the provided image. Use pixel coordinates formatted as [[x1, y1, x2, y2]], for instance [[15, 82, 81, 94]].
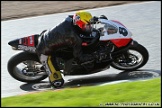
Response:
[[110, 43, 149, 70], [7, 51, 48, 83]]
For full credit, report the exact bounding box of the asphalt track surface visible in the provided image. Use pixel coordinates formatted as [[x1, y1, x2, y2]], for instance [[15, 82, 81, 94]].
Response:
[[1, 1, 161, 98]]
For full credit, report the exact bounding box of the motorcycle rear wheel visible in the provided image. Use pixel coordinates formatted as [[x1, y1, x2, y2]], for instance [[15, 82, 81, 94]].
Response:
[[7, 51, 48, 83]]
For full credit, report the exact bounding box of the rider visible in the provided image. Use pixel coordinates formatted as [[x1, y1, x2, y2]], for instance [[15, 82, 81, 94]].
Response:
[[36, 10, 100, 88]]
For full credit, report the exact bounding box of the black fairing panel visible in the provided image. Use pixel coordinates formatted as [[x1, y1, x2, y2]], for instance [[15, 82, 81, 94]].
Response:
[[8, 34, 40, 50], [8, 38, 20, 48]]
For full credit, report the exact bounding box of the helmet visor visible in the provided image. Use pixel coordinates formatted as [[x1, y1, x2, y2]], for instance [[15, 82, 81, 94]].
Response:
[[76, 20, 92, 32], [83, 23, 92, 32]]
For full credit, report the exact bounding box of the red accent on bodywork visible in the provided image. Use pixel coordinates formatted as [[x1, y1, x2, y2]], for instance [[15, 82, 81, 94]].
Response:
[[23, 37, 28, 45], [22, 35, 35, 46], [27, 35, 35, 47], [110, 38, 132, 47], [111, 20, 127, 28], [82, 42, 88, 46]]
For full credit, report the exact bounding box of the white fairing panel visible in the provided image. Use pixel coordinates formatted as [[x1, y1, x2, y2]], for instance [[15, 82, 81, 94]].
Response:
[[98, 19, 132, 41]]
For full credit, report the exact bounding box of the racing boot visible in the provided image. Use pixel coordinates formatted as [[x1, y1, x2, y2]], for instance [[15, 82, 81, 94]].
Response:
[[40, 54, 64, 88]]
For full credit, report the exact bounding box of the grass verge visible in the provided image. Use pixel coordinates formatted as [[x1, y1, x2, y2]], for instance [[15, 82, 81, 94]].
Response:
[[1, 77, 161, 107]]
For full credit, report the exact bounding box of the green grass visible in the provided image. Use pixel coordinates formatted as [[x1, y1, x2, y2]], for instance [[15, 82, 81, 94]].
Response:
[[1, 77, 161, 107]]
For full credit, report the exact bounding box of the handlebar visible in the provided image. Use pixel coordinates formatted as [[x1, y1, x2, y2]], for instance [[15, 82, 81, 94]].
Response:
[[90, 15, 108, 24]]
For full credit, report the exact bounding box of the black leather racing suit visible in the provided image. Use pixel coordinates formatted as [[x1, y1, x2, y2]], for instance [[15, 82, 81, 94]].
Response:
[[36, 15, 100, 64]]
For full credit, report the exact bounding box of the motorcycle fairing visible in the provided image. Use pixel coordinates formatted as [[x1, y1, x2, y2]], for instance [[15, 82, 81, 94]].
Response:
[[98, 19, 133, 47], [19, 35, 35, 47], [110, 38, 132, 48], [8, 35, 36, 52]]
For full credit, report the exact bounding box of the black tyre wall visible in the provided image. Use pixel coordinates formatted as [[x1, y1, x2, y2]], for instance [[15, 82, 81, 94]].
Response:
[[7, 51, 48, 83], [110, 43, 149, 70]]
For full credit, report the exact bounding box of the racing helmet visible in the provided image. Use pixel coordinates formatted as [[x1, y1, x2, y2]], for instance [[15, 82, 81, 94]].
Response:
[[73, 10, 93, 32]]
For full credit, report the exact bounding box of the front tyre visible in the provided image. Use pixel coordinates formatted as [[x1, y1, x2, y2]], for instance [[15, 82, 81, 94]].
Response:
[[7, 51, 48, 83], [110, 43, 149, 70]]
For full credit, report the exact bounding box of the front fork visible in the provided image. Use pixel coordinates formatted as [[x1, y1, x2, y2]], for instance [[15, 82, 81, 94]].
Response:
[[112, 40, 139, 63]]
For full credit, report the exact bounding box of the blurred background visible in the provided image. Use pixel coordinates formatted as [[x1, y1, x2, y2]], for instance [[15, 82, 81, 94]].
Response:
[[1, 1, 145, 21]]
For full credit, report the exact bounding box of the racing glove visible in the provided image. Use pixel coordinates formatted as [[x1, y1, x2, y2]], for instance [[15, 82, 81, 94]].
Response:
[[90, 16, 99, 24]]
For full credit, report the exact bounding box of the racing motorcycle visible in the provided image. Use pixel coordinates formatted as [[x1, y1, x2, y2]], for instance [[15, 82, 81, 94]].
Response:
[[7, 15, 149, 83]]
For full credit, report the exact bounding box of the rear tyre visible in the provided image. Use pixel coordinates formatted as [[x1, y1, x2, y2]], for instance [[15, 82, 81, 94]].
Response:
[[7, 51, 48, 83]]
